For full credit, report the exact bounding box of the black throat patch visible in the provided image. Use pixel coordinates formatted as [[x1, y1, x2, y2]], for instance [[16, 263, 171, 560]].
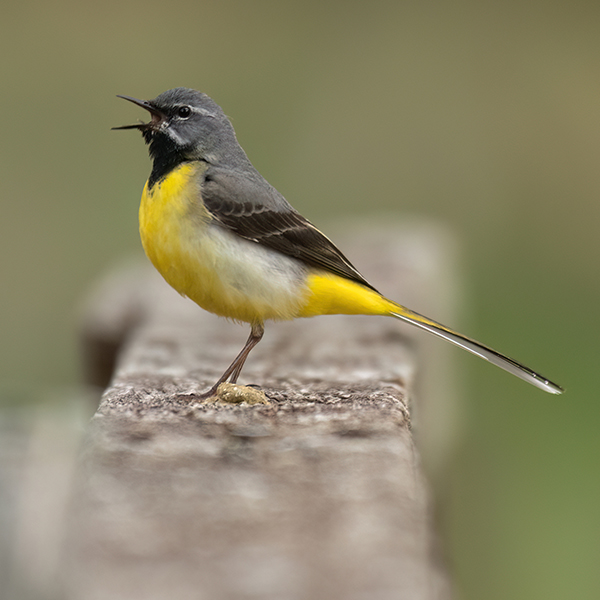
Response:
[[145, 130, 188, 189]]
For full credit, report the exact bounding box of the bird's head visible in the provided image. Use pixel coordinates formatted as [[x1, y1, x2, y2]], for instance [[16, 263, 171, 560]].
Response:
[[114, 87, 243, 179]]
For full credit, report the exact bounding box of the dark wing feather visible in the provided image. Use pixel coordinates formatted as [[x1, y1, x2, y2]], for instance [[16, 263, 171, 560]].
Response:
[[201, 165, 378, 292]]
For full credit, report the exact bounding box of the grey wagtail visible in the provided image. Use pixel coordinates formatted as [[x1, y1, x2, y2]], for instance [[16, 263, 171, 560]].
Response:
[[113, 87, 563, 396]]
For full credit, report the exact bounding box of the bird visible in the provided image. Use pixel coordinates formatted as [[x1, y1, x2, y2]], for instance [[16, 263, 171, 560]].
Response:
[[113, 87, 563, 397]]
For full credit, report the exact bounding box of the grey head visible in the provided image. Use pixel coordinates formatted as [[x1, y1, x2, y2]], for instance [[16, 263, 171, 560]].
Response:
[[114, 87, 250, 185]]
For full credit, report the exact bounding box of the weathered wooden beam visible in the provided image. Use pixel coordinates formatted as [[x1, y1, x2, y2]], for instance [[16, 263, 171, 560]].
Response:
[[64, 223, 457, 600]]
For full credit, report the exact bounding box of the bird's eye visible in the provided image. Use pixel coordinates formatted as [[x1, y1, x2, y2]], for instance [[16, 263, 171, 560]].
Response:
[[177, 105, 192, 119]]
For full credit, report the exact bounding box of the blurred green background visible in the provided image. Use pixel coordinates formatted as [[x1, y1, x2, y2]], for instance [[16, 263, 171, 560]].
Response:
[[1, 0, 598, 597]]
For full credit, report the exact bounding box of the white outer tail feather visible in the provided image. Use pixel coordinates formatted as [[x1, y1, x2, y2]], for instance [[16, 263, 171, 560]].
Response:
[[389, 310, 563, 395]]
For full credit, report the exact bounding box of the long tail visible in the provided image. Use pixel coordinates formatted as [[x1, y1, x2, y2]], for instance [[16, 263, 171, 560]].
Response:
[[388, 303, 563, 394]]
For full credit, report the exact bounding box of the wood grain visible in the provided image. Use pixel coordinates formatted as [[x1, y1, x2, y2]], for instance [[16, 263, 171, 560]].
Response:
[[65, 223, 457, 600]]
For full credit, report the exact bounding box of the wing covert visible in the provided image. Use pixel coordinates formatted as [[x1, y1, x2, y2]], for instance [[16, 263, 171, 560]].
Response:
[[200, 165, 378, 292]]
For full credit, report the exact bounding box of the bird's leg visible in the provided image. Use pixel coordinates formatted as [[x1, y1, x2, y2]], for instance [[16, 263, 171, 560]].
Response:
[[200, 322, 265, 399], [227, 322, 265, 384]]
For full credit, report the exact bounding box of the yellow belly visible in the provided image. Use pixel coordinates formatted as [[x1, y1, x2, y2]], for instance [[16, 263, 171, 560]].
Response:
[[139, 162, 394, 324], [139, 163, 311, 323]]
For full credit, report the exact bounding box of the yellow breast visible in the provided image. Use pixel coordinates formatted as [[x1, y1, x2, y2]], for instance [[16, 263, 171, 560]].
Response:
[[138, 162, 310, 323], [139, 162, 211, 294], [138, 162, 392, 324]]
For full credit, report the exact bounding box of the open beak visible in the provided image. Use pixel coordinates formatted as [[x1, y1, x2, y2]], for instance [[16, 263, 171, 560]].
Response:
[[112, 95, 167, 131]]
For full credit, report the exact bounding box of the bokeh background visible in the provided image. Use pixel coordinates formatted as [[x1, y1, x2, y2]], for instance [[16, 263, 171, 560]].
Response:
[[1, 0, 598, 598]]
